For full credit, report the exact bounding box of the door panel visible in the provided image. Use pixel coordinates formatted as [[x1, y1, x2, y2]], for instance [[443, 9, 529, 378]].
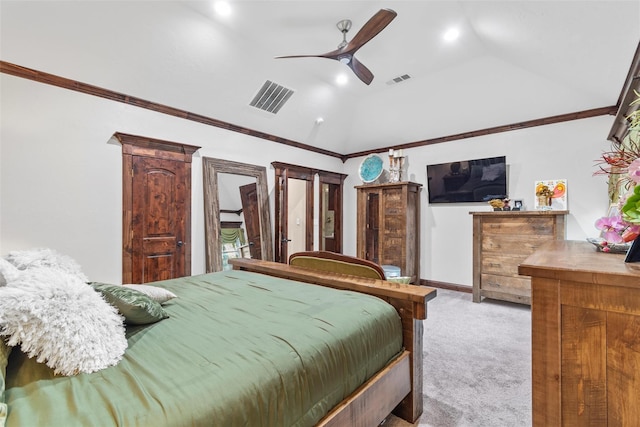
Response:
[[287, 178, 308, 256], [278, 172, 290, 262], [132, 157, 186, 283], [366, 192, 380, 264], [239, 182, 262, 259], [118, 132, 198, 284], [318, 171, 346, 253]]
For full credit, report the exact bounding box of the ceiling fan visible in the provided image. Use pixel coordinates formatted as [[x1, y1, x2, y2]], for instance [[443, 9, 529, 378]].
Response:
[[275, 8, 397, 85]]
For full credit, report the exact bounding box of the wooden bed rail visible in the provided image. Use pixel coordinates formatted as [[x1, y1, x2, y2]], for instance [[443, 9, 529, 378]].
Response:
[[229, 258, 435, 319], [230, 258, 437, 423]]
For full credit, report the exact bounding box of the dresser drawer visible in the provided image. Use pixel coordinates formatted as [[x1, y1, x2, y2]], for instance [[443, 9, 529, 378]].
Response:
[[482, 217, 556, 236], [481, 253, 525, 276], [482, 234, 554, 255], [481, 273, 530, 294]]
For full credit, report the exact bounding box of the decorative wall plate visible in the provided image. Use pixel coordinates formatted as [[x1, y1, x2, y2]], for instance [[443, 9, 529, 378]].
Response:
[[359, 154, 384, 183]]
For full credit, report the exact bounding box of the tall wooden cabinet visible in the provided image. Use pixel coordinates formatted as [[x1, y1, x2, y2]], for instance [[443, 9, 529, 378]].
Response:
[[470, 210, 567, 304], [520, 240, 640, 426], [356, 182, 422, 283]]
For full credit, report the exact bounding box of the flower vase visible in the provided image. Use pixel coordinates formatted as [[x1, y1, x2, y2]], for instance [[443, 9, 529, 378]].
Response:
[[536, 195, 551, 209], [625, 237, 640, 262]]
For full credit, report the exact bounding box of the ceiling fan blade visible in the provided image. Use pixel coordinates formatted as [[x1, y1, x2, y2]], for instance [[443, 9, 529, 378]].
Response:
[[349, 56, 374, 85], [275, 54, 326, 59], [275, 9, 396, 85], [343, 8, 397, 54]]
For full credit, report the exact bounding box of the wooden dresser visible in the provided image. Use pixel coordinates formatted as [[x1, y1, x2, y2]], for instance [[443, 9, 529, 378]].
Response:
[[355, 182, 421, 283], [519, 240, 640, 427], [470, 210, 567, 304]]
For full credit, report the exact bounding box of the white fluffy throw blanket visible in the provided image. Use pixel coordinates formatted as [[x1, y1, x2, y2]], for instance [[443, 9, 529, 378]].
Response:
[[0, 249, 127, 376], [5, 247, 88, 282]]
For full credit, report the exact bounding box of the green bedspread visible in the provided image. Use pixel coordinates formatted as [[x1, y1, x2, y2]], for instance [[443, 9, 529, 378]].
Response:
[[5, 270, 403, 427]]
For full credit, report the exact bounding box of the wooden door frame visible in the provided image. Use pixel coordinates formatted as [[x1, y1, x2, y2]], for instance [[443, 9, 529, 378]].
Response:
[[272, 162, 315, 263], [116, 132, 200, 283]]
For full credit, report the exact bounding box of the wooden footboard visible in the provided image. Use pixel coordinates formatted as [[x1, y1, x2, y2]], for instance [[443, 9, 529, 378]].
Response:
[[230, 258, 436, 424]]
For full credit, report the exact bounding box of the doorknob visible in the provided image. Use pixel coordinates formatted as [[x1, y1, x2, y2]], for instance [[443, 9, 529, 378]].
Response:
[[177, 241, 184, 247], [281, 238, 291, 243]]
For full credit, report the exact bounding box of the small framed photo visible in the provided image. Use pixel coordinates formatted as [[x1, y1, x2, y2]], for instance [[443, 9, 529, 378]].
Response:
[[513, 199, 523, 211]]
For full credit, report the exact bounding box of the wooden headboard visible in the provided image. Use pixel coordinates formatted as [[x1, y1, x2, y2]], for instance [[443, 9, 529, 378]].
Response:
[[288, 251, 386, 280]]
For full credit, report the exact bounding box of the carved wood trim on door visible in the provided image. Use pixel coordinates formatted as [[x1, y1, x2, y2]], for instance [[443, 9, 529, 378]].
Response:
[[116, 132, 200, 283], [317, 170, 347, 253]]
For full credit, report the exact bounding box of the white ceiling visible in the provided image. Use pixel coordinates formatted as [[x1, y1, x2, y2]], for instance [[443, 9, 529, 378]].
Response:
[[2, 1, 639, 156]]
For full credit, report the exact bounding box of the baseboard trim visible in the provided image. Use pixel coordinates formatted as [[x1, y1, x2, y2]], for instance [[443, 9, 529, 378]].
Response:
[[420, 279, 472, 293]]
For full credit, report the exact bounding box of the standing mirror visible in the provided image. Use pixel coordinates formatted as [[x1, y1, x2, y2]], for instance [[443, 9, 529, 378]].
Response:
[[203, 157, 273, 272]]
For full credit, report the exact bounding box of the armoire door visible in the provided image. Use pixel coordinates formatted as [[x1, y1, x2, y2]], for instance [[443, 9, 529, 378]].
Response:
[[117, 133, 200, 284]]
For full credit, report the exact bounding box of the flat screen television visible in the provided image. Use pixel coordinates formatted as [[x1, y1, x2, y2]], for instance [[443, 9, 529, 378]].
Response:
[[427, 156, 507, 203]]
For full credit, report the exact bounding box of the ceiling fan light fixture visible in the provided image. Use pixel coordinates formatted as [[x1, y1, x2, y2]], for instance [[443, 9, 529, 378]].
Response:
[[443, 27, 460, 42], [336, 74, 348, 85], [213, 1, 231, 17], [336, 19, 352, 33], [338, 56, 351, 64]]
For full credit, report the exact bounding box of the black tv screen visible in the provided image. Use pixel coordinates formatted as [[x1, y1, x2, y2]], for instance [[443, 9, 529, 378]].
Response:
[[427, 156, 507, 203]]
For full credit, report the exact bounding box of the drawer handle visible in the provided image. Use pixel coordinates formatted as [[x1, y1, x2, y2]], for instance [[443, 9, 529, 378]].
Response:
[[489, 263, 501, 268]]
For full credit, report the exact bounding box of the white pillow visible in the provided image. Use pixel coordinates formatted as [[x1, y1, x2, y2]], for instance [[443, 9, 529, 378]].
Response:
[[0, 259, 20, 287], [5, 248, 88, 282], [0, 267, 127, 376], [124, 284, 177, 304]]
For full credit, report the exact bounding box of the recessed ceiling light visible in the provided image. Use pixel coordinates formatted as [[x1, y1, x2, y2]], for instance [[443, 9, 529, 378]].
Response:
[[443, 27, 460, 42], [336, 74, 348, 85], [213, 1, 232, 17]]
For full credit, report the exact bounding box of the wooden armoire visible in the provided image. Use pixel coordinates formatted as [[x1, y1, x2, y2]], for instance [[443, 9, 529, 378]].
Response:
[[355, 182, 422, 283]]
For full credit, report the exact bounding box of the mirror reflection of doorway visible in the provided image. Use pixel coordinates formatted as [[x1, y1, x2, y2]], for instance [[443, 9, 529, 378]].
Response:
[[217, 173, 262, 270]]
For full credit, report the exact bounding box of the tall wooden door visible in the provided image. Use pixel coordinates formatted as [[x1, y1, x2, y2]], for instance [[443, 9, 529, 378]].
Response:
[[272, 162, 314, 263], [239, 182, 262, 259], [276, 170, 290, 262], [318, 170, 347, 253], [117, 133, 200, 284]]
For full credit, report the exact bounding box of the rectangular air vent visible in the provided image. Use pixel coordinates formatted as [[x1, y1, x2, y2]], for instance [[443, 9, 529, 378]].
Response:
[[249, 80, 294, 114], [386, 74, 412, 85]]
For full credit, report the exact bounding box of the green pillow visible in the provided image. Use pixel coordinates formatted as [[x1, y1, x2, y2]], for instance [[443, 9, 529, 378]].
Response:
[[92, 284, 169, 325], [1, 338, 11, 426]]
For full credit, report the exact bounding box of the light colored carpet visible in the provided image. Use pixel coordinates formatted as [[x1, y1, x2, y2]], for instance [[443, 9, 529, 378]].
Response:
[[383, 289, 532, 427]]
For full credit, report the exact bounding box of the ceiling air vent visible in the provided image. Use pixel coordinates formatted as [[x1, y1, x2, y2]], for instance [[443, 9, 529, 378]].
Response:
[[386, 74, 412, 85], [249, 80, 294, 114]]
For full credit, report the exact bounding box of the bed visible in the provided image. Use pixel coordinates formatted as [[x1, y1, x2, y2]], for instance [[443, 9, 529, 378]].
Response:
[[2, 256, 436, 426]]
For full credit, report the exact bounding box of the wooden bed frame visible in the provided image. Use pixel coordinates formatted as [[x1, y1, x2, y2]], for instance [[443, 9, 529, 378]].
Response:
[[230, 257, 437, 425]]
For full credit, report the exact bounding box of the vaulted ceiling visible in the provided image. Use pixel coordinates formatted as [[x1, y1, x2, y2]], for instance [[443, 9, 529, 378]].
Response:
[[2, 1, 639, 157]]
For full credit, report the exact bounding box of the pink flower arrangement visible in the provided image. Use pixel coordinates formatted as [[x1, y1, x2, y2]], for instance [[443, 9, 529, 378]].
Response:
[[629, 158, 640, 184], [595, 212, 640, 244], [594, 89, 640, 246]]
